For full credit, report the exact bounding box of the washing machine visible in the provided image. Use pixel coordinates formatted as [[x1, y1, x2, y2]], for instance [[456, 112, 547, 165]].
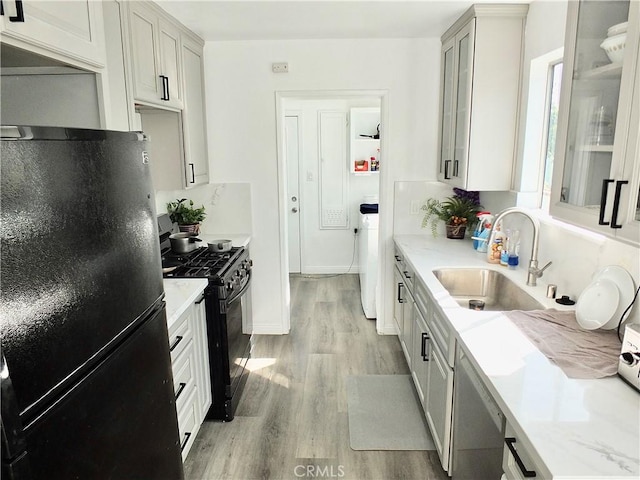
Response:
[[358, 203, 379, 319]]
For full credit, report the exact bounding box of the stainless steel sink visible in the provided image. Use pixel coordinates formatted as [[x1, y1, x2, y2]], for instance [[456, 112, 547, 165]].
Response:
[[432, 268, 544, 311]]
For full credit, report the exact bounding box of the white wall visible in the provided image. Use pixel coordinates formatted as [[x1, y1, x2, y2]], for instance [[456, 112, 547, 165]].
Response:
[[203, 38, 440, 334]]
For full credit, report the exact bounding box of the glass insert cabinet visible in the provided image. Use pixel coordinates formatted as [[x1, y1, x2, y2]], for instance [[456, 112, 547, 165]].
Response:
[[551, 0, 640, 245]]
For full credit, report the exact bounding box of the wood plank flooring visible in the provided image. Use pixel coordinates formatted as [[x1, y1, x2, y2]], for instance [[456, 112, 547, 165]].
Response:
[[184, 274, 449, 480]]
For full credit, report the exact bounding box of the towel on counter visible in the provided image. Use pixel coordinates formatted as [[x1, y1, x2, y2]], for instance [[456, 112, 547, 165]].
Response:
[[504, 309, 621, 379]]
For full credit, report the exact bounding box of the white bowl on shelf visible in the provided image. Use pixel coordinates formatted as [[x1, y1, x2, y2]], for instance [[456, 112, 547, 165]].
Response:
[[607, 21, 628, 37], [600, 32, 626, 64]]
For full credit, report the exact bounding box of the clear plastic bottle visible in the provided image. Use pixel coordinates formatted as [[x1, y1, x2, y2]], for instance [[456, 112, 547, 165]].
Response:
[[487, 224, 504, 264]]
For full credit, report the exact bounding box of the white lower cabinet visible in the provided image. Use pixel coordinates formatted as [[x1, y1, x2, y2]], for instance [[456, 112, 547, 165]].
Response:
[[411, 307, 430, 408], [167, 293, 211, 461], [424, 335, 454, 472], [402, 260, 455, 476]]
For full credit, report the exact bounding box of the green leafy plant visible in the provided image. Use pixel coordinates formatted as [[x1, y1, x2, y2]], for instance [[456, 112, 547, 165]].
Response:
[[421, 194, 483, 237], [166, 198, 206, 225]]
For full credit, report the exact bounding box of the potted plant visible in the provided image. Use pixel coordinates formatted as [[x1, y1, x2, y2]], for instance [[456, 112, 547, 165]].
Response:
[[167, 198, 206, 234], [421, 189, 482, 239]]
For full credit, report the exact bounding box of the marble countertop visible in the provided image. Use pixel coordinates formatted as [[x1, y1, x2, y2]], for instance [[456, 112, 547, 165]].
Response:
[[394, 234, 640, 479], [163, 278, 208, 331]]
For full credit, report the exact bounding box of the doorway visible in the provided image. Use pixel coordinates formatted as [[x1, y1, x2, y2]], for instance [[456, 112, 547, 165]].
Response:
[[277, 91, 388, 334]]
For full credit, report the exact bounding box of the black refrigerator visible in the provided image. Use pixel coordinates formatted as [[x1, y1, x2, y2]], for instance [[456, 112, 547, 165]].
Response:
[[0, 126, 184, 479]]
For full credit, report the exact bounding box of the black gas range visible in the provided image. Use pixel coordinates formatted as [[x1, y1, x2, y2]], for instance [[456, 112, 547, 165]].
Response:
[[158, 215, 253, 422]]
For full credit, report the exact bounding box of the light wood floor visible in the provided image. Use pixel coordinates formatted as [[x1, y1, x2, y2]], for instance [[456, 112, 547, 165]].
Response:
[[184, 274, 449, 480]]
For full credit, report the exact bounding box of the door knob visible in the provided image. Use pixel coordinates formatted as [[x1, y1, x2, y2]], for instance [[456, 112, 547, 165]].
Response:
[[291, 207, 298, 213]]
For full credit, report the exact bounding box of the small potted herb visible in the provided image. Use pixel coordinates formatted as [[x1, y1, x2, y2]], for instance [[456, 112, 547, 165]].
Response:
[[167, 198, 206, 234], [421, 189, 482, 239]]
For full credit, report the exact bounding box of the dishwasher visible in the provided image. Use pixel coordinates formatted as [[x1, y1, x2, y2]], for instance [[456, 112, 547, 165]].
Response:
[[452, 346, 506, 480]]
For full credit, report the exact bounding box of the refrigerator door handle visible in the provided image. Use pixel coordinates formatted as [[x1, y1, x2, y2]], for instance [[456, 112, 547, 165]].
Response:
[[1, 353, 28, 460]]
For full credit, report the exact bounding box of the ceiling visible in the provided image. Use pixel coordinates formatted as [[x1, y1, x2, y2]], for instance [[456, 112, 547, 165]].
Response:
[[156, 0, 529, 41]]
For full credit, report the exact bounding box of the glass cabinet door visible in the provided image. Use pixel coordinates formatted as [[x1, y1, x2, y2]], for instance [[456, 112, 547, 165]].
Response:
[[557, 0, 629, 214], [452, 21, 474, 185], [440, 38, 455, 180]]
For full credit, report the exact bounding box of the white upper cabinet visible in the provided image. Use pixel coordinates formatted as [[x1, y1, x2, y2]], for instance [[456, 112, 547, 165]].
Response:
[[551, 0, 639, 245], [0, 0, 105, 69], [181, 34, 209, 187], [437, 4, 528, 191], [125, 1, 183, 109]]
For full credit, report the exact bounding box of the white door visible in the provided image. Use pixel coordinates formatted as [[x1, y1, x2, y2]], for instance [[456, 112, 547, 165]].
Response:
[[285, 115, 301, 273]]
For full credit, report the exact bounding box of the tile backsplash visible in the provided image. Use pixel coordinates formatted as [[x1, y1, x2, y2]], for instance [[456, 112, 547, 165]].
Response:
[[155, 182, 252, 235]]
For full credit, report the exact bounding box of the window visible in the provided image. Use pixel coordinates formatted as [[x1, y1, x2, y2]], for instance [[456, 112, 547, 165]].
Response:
[[517, 48, 563, 211], [540, 62, 563, 212]]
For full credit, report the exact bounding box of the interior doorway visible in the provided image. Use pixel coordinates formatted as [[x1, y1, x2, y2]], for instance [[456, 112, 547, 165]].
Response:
[[277, 91, 388, 334]]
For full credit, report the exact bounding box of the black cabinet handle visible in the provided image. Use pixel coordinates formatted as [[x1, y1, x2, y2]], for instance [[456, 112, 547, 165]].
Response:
[[169, 335, 183, 352], [444, 160, 451, 179], [159, 75, 169, 101], [394, 255, 401, 262], [403, 270, 412, 279], [9, 0, 24, 22], [165, 76, 170, 101], [453, 159, 459, 177], [421, 332, 430, 361], [610, 180, 628, 229], [180, 432, 192, 451], [397, 283, 404, 304], [505, 437, 536, 478], [598, 179, 614, 225], [175, 382, 187, 400], [189, 163, 195, 183], [1, 1, 5, 16]]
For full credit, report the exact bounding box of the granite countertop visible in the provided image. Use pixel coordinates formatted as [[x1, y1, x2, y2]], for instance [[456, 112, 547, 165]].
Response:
[[394, 234, 640, 479]]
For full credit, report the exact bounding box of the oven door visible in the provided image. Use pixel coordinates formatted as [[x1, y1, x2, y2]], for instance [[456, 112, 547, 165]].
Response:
[[225, 275, 252, 399]]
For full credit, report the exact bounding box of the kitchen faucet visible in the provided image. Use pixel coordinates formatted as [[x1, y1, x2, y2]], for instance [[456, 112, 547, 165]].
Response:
[[488, 207, 552, 287]]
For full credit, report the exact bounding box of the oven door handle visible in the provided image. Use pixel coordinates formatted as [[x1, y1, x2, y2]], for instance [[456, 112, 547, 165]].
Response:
[[228, 270, 252, 305]]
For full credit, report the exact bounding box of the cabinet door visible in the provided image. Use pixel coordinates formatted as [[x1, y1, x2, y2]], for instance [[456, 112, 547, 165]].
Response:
[[0, 0, 105, 68], [451, 20, 475, 188], [393, 267, 404, 336], [551, 0, 638, 242], [128, 2, 162, 105], [439, 37, 456, 182], [192, 295, 212, 421], [411, 307, 430, 409], [158, 18, 183, 109], [425, 341, 454, 472], [181, 36, 210, 187], [401, 291, 414, 369]]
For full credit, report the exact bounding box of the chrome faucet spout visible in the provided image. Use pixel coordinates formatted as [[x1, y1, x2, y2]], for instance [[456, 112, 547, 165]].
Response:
[[487, 207, 550, 287]]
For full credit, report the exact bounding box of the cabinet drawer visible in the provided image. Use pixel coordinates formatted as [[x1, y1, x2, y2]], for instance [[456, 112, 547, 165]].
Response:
[[168, 309, 194, 362], [177, 385, 198, 461], [172, 339, 196, 414], [414, 277, 430, 318], [430, 306, 453, 365]]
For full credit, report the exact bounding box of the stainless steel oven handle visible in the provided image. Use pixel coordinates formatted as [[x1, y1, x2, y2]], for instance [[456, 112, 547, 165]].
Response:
[[228, 270, 252, 305]]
